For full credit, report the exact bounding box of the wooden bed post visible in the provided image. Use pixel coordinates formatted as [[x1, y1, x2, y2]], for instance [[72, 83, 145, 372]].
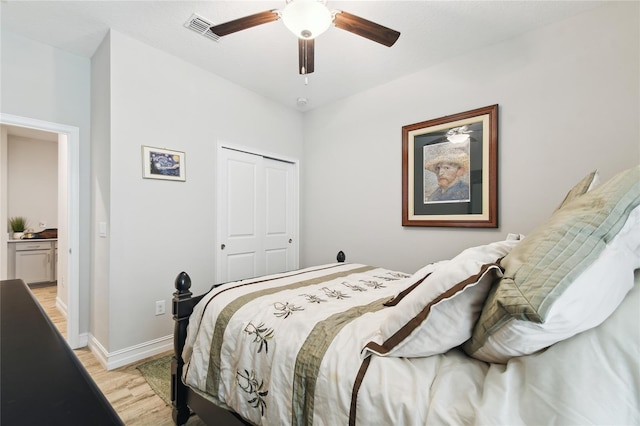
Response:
[[172, 272, 193, 426]]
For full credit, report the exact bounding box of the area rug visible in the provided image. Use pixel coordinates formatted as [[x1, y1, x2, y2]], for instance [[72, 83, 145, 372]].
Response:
[[137, 355, 173, 406], [138, 356, 217, 425]]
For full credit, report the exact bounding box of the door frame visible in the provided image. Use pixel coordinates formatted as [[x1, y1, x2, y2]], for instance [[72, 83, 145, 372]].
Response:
[[216, 141, 300, 284], [0, 113, 81, 348]]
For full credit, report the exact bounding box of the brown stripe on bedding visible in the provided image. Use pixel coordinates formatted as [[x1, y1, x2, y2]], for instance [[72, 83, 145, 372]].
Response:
[[364, 263, 499, 356], [383, 273, 431, 306], [205, 265, 376, 398], [291, 296, 389, 426], [349, 356, 372, 426]]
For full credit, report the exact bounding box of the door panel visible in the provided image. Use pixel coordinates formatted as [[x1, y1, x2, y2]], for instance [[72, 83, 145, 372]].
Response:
[[227, 252, 257, 282], [220, 149, 263, 281], [264, 158, 295, 274], [218, 148, 298, 283], [265, 248, 288, 276], [227, 159, 257, 237], [265, 165, 288, 234]]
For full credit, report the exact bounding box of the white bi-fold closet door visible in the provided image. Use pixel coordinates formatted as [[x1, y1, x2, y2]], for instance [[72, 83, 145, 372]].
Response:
[[217, 146, 298, 283]]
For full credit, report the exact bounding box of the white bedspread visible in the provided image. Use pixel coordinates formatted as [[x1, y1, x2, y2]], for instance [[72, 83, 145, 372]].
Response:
[[182, 264, 640, 425]]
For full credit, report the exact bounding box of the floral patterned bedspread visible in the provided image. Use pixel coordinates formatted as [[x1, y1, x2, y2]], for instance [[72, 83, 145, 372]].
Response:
[[182, 263, 640, 425], [182, 263, 412, 425]]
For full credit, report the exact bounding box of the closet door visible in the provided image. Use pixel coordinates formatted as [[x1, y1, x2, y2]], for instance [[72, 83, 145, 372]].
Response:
[[218, 147, 298, 283]]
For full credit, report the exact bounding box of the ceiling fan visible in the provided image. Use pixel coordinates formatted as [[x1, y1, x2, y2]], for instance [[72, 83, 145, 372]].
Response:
[[209, 0, 401, 75]]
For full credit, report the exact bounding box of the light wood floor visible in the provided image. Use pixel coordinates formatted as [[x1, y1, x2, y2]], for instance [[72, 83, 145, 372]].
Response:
[[30, 284, 202, 426]]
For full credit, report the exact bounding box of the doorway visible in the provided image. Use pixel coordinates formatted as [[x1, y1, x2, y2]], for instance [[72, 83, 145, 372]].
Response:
[[217, 144, 299, 283], [0, 113, 81, 348]]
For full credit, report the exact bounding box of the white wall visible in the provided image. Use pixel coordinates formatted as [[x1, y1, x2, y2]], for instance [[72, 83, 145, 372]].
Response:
[[90, 32, 112, 350], [0, 30, 91, 333], [301, 2, 640, 273], [7, 136, 58, 230], [101, 30, 304, 357]]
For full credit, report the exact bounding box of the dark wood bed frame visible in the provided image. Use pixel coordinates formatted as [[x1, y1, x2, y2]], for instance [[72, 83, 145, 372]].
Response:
[[171, 251, 346, 425]]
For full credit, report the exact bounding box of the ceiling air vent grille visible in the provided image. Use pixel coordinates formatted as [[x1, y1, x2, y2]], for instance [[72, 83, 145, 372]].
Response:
[[184, 13, 220, 42]]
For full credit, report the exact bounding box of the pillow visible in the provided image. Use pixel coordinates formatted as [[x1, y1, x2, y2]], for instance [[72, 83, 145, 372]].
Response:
[[465, 165, 640, 363], [362, 238, 521, 358], [383, 260, 449, 306], [556, 169, 600, 210]]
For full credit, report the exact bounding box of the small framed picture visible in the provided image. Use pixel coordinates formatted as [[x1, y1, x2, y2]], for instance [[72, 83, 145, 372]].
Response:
[[402, 104, 498, 227], [142, 146, 186, 181]]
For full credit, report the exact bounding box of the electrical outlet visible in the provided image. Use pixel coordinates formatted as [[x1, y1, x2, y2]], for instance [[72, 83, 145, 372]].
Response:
[[155, 300, 166, 316]]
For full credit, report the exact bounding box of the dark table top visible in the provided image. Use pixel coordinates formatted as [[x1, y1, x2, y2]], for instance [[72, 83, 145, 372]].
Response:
[[1, 279, 123, 425]]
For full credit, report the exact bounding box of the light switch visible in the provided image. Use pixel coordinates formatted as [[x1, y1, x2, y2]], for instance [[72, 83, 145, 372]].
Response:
[[99, 222, 107, 238]]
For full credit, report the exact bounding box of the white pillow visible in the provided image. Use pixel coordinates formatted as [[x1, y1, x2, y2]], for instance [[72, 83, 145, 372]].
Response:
[[362, 238, 520, 358]]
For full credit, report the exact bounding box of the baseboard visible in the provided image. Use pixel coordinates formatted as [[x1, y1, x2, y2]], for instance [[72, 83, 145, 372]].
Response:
[[88, 333, 173, 370], [53, 297, 89, 348], [28, 281, 57, 289], [55, 296, 68, 318], [77, 332, 89, 347]]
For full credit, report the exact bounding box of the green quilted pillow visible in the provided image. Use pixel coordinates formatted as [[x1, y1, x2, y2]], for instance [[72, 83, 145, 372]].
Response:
[[555, 169, 599, 210], [465, 165, 640, 363]]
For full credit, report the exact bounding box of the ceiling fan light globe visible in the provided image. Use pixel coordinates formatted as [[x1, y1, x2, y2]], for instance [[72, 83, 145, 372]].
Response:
[[282, 0, 332, 39], [447, 134, 470, 144]]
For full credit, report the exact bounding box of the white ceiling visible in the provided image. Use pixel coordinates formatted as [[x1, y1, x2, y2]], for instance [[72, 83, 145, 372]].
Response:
[[1, 1, 606, 111]]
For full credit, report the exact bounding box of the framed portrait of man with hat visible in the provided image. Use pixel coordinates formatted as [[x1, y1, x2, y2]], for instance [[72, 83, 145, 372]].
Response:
[[402, 105, 498, 227], [423, 144, 471, 203]]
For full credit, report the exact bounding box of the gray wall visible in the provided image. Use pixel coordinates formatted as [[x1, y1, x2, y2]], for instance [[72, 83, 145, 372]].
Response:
[[301, 2, 640, 273]]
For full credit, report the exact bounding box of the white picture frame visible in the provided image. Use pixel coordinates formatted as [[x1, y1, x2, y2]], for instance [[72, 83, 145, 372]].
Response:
[[142, 146, 186, 182]]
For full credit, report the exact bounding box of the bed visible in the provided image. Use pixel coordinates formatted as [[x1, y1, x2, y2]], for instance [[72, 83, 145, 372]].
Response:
[[171, 165, 640, 426]]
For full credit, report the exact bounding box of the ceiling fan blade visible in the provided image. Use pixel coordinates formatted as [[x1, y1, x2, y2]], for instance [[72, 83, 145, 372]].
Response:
[[333, 11, 400, 47], [210, 10, 280, 37], [298, 38, 315, 74]]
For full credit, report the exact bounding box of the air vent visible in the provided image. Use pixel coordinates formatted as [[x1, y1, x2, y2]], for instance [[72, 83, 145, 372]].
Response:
[[184, 13, 220, 42]]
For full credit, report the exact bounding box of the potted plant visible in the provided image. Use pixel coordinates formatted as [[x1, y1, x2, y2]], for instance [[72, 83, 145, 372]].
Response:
[[9, 216, 27, 240]]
